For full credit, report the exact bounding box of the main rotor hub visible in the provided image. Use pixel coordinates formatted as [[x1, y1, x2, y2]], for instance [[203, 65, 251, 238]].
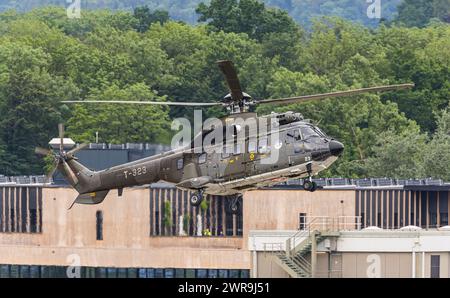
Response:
[[223, 92, 253, 114]]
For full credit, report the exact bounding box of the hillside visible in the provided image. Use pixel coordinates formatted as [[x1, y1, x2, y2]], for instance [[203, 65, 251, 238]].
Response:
[[0, 4, 449, 178], [0, 0, 402, 27]]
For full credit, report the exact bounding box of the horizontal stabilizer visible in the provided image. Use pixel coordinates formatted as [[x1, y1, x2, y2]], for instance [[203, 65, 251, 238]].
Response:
[[69, 190, 109, 209]]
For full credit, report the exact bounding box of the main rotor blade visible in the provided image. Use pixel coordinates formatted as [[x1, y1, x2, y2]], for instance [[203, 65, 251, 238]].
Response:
[[61, 100, 222, 107], [58, 123, 64, 153], [256, 84, 415, 105], [35, 147, 52, 156], [67, 142, 88, 156], [217, 60, 244, 102]]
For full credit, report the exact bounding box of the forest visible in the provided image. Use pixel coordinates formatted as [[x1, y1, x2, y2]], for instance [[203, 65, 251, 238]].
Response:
[[3, 0, 449, 27], [0, 0, 449, 180]]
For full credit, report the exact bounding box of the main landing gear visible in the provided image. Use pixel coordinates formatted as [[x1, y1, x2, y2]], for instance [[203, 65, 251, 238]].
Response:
[[303, 163, 318, 192], [228, 194, 242, 215], [190, 190, 241, 215], [190, 189, 204, 206]]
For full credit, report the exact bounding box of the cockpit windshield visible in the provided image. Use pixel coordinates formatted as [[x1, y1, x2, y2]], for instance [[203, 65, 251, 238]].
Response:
[[313, 126, 327, 138], [300, 126, 325, 139]]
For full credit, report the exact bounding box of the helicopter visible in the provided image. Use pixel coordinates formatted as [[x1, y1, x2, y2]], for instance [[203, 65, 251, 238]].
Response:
[[35, 60, 414, 212]]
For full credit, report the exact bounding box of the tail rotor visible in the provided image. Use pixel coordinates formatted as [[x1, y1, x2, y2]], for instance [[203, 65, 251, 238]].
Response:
[[35, 123, 87, 185]]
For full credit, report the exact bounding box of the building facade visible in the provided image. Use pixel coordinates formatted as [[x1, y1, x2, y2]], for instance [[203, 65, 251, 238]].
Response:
[[0, 177, 449, 278]]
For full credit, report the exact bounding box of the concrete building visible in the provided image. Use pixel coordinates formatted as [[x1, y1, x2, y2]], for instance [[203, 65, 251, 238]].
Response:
[[0, 179, 449, 278], [0, 145, 449, 278]]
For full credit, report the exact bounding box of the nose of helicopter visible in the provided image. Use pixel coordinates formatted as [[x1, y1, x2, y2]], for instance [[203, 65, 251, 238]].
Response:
[[329, 140, 344, 156]]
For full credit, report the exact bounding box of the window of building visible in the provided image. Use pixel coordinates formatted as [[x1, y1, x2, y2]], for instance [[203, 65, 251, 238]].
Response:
[[154, 268, 164, 278], [146, 268, 154, 278], [196, 269, 207, 278], [0, 186, 42, 234], [96, 211, 103, 241], [229, 269, 240, 278], [138, 269, 147, 278], [299, 213, 307, 230], [107, 268, 117, 278], [149, 189, 242, 238], [208, 269, 218, 278], [431, 255, 440, 278], [175, 269, 185, 278], [164, 268, 174, 278], [0, 265, 251, 278], [218, 270, 228, 278], [441, 214, 449, 227], [439, 191, 448, 227], [117, 268, 127, 278], [185, 269, 195, 278]]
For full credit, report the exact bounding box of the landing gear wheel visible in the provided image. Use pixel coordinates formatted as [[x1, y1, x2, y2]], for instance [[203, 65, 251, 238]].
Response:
[[228, 194, 242, 215], [190, 190, 204, 206], [311, 181, 318, 192], [303, 180, 317, 192]]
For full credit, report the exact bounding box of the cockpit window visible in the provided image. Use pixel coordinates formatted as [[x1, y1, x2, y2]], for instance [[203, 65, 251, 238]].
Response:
[[314, 127, 327, 138], [286, 129, 301, 143], [300, 126, 320, 139]]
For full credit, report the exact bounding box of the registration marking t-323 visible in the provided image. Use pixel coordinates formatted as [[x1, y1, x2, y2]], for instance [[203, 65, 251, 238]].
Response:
[[123, 166, 147, 179]]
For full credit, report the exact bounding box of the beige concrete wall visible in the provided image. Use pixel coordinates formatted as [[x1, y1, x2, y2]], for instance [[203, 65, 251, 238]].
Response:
[[0, 187, 250, 269], [342, 252, 413, 278], [256, 252, 289, 278], [243, 189, 356, 247]]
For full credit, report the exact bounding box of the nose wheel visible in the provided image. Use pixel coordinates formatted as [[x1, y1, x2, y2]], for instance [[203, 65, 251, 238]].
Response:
[[303, 163, 317, 192], [303, 179, 317, 192], [190, 189, 204, 206]]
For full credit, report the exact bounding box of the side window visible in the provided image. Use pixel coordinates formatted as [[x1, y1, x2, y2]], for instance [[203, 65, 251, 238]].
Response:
[[177, 158, 183, 170], [258, 138, 269, 154], [248, 140, 257, 153], [198, 153, 207, 164], [222, 145, 232, 158], [286, 129, 301, 143], [233, 143, 242, 155]]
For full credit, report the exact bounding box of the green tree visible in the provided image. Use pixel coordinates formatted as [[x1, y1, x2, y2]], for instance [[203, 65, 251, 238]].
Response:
[[66, 83, 171, 144], [424, 105, 450, 180], [0, 42, 78, 175], [377, 24, 450, 133], [134, 6, 169, 32], [196, 0, 300, 41], [365, 129, 427, 179], [395, 0, 450, 27]]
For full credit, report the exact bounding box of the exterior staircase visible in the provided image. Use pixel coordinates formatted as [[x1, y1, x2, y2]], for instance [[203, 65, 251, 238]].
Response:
[[271, 229, 318, 278], [266, 215, 357, 278], [272, 250, 311, 278]]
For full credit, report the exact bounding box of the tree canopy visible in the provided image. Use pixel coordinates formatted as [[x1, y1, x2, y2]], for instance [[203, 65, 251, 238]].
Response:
[[0, 2, 449, 181], [0, 0, 403, 27]]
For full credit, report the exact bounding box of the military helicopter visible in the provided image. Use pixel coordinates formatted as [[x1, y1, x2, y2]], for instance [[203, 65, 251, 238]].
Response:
[[35, 60, 413, 211]]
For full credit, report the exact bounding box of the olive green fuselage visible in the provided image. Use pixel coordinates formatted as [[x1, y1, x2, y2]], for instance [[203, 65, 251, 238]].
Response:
[[68, 113, 342, 197]]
